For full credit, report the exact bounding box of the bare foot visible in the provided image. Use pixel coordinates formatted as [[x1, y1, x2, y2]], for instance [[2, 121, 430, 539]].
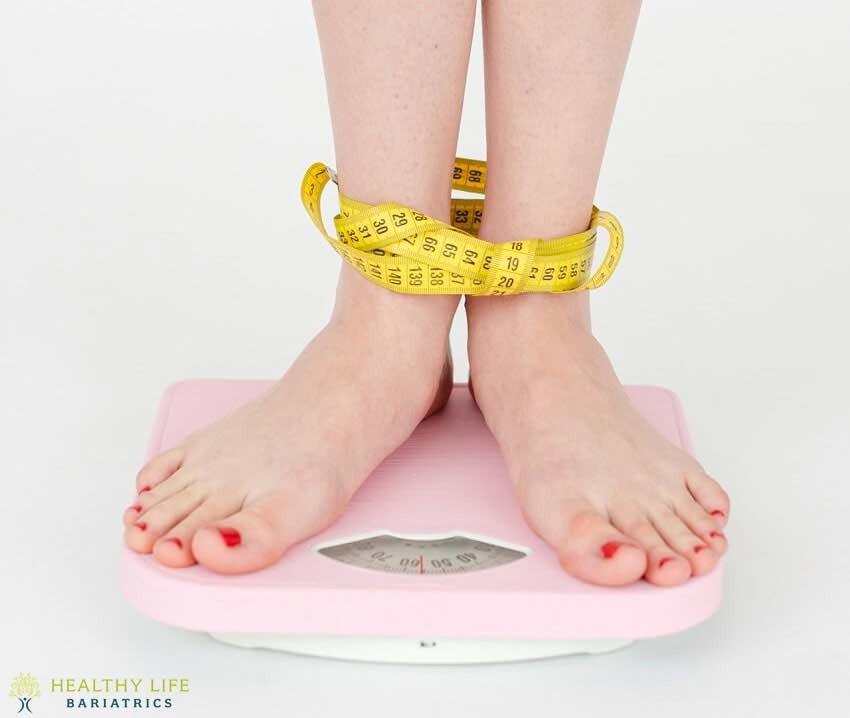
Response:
[[466, 293, 730, 587], [124, 267, 456, 574]]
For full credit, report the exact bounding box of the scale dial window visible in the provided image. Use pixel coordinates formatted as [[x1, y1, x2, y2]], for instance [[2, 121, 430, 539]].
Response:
[[317, 534, 526, 575]]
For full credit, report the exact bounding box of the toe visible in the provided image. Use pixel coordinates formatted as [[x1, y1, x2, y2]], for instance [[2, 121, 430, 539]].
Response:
[[674, 495, 728, 555], [556, 507, 648, 587], [686, 471, 730, 527], [651, 508, 720, 576], [152, 536, 193, 568], [135, 447, 185, 494], [124, 468, 194, 526], [192, 490, 328, 575], [151, 494, 244, 568], [610, 510, 691, 586], [122, 502, 144, 526], [124, 483, 206, 554]]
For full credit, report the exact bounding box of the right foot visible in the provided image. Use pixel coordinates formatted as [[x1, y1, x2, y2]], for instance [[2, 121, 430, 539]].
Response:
[[124, 268, 456, 574]]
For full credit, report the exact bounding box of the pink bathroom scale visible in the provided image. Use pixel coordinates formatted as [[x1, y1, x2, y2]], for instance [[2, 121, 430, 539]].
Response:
[[121, 380, 723, 664]]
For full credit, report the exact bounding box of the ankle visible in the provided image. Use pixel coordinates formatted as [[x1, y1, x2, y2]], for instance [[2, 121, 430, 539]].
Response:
[[466, 291, 592, 334], [466, 202, 596, 331], [334, 265, 459, 325], [326, 268, 456, 389]]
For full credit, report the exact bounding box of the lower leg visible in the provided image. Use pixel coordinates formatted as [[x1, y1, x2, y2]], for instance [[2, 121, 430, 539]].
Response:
[[315, 0, 479, 410], [123, 0, 477, 573], [479, 0, 639, 329], [468, 0, 729, 586]]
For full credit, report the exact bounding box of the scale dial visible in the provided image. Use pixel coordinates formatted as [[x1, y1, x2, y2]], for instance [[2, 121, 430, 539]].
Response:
[[317, 534, 526, 575]]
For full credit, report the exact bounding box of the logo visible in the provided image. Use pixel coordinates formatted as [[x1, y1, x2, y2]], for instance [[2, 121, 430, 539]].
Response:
[[8, 674, 40, 714], [8, 674, 190, 713]]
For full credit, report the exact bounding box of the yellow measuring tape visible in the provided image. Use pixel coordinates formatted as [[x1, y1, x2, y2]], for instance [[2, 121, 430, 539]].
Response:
[[300, 157, 623, 296]]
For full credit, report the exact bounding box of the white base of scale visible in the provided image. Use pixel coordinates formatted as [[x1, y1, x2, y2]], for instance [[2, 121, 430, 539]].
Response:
[[210, 633, 633, 664]]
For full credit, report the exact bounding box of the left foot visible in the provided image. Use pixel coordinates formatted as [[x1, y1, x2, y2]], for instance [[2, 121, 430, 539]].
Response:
[[466, 293, 730, 587]]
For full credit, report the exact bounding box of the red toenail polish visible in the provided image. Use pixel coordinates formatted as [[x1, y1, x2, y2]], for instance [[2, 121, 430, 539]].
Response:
[[165, 537, 183, 549], [218, 527, 241, 547], [659, 557, 674, 568], [694, 544, 707, 553], [601, 541, 623, 559], [134, 522, 147, 531], [129, 505, 142, 512], [710, 531, 724, 539], [711, 510, 725, 517], [138, 485, 151, 494]]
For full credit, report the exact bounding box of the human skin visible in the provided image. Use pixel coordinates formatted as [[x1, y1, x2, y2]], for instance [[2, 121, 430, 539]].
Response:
[[466, 0, 729, 586], [123, 0, 477, 573]]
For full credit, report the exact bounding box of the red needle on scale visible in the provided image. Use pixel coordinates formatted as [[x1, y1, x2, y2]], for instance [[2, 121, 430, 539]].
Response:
[[419, 555, 424, 575]]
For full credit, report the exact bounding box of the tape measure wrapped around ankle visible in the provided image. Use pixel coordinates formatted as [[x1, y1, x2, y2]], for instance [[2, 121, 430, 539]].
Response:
[[300, 157, 623, 296]]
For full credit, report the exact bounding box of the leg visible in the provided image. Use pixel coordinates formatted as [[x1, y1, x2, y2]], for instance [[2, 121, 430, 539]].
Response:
[[467, 0, 730, 586], [123, 0, 477, 573]]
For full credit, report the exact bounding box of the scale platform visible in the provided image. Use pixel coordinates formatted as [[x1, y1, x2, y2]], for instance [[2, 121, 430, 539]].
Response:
[[121, 380, 722, 664]]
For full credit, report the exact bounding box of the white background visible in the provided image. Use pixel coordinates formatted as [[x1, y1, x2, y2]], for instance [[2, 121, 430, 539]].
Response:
[[2, 1, 849, 716]]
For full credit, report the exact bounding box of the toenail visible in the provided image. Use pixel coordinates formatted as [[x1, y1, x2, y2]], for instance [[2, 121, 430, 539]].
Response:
[[658, 557, 674, 568], [601, 541, 624, 559], [693, 544, 707, 553], [164, 537, 183, 549], [710, 510, 725, 517], [710, 531, 724, 539], [138, 485, 151, 494], [134, 522, 147, 531], [218, 527, 241, 547], [129, 505, 142, 512]]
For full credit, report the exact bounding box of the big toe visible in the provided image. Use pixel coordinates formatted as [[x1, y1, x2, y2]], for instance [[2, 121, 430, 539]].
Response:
[[192, 522, 276, 575], [191, 488, 337, 575], [556, 509, 648, 587]]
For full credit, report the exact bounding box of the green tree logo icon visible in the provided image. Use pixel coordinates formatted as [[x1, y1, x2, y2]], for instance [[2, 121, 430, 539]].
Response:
[[8, 674, 40, 714]]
